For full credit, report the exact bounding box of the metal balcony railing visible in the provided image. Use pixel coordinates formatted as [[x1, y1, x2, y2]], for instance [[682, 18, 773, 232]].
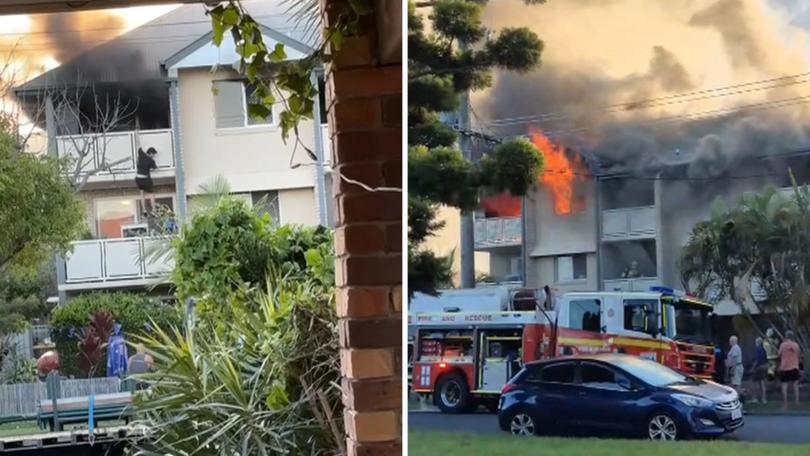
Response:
[[601, 206, 657, 241], [603, 277, 659, 292], [474, 217, 522, 249], [64, 237, 174, 284], [56, 129, 175, 177]]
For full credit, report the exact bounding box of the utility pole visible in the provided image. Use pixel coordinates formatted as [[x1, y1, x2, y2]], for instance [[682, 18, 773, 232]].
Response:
[[458, 41, 476, 289]]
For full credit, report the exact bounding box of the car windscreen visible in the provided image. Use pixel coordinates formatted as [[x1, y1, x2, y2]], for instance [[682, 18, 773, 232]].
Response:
[[613, 356, 688, 387]]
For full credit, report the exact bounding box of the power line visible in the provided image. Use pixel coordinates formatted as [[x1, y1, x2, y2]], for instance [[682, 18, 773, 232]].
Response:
[[479, 71, 810, 127], [540, 168, 798, 181], [528, 94, 810, 139]]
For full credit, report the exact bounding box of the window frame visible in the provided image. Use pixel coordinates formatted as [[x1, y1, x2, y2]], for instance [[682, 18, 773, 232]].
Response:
[[212, 79, 278, 131], [622, 298, 660, 336], [531, 361, 576, 385], [578, 361, 632, 391], [555, 254, 587, 283], [568, 298, 602, 332], [94, 193, 176, 239]]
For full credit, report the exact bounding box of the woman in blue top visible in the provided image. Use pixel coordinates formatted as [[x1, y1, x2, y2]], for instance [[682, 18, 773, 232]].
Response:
[[752, 337, 769, 404]]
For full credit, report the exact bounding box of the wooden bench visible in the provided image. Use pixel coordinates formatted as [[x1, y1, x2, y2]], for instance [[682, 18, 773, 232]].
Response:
[[37, 392, 133, 431]]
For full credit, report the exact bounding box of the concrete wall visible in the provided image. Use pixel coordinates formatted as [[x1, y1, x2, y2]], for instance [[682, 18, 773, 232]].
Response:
[[525, 180, 597, 257], [527, 253, 598, 293], [177, 67, 316, 196], [524, 181, 597, 290], [278, 187, 318, 226]]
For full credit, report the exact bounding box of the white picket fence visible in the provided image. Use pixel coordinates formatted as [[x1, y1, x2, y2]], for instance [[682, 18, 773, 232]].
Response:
[[0, 377, 121, 418]]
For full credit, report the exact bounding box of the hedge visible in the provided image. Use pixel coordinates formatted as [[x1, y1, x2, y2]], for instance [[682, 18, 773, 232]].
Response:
[[50, 292, 181, 377]]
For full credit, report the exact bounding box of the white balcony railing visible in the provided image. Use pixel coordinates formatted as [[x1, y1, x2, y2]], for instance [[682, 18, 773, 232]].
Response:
[[474, 217, 522, 249], [601, 206, 657, 241], [56, 129, 175, 179], [603, 277, 659, 292], [64, 237, 174, 285]]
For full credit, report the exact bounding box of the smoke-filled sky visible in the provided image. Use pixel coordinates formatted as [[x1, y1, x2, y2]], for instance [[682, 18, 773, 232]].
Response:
[[0, 5, 176, 84], [475, 0, 810, 177]]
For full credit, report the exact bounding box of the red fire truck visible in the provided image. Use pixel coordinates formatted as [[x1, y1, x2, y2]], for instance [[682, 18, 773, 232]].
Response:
[[409, 286, 715, 413]]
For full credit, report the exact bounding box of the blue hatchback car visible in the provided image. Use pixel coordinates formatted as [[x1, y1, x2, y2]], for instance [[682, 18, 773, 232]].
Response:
[[498, 353, 743, 440]]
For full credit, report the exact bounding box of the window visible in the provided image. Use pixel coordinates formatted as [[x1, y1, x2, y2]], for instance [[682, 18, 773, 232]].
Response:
[[623, 299, 658, 335], [580, 363, 629, 389], [569, 299, 601, 332], [556, 254, 587, 282], [96, 198, 137, 239], [213, 80, 274, 128], [540, 362, 575, 383]]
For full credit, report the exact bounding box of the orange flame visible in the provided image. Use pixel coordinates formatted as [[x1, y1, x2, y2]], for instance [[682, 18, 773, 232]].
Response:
[[530, 129, 587, 215], [481, 193, 522, 218]]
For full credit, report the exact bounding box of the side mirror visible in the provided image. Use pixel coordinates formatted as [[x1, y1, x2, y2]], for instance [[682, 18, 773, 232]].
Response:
[[617, 377, 632, 390]]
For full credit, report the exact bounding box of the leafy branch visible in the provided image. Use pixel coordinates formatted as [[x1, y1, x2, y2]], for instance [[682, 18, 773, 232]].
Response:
[[207, 0, 372, 142]]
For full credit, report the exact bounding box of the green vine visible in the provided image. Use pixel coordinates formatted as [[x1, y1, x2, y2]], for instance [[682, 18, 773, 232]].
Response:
[[207, 0, 371, 146]]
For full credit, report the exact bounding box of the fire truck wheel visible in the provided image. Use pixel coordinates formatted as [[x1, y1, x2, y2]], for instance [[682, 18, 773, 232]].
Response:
[[646, 412, 680, 441], [435, 373, 471, 413]]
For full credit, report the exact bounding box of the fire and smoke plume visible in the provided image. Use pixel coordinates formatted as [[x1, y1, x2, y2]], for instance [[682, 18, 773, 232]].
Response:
[[531, 129, 588, 215], [477, 0, 810, 181], [481, 193, 522, 217]]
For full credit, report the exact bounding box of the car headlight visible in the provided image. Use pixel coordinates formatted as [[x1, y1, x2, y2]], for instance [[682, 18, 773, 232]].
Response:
[[672, 394, 714, 408]]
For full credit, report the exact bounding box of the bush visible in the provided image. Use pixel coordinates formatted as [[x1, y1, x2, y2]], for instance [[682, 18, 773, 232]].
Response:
[[136, 251, 340, 455], [172, 197, 333, 320], [50, 292, 181, 377]]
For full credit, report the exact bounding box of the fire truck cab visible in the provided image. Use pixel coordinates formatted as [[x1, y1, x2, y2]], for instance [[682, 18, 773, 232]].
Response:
[[409, 286, 715, 413]]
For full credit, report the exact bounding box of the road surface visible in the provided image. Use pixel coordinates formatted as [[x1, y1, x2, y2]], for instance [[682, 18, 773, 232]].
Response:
[[409, 412, 810, 444]]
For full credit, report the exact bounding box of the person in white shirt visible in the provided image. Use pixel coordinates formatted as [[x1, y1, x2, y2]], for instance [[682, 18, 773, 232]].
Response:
[[727, 335, 744, 396]]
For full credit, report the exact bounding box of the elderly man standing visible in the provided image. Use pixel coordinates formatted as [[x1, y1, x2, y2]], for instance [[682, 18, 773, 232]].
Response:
[[727, 335, 744, 398]]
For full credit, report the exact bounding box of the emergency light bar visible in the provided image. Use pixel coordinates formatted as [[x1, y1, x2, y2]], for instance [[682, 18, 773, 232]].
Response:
[[649, 286, 685, 297]]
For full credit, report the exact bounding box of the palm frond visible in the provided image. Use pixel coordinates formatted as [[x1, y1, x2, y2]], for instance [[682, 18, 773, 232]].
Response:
[[280, 0, 322, 47], [191, 175, 233, 213]]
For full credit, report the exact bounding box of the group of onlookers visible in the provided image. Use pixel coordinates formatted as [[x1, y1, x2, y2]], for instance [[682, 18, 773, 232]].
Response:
[[723, 329, 803, 410]]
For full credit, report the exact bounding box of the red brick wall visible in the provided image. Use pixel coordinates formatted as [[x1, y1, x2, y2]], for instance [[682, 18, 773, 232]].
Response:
[[322, 1, 402, 455]]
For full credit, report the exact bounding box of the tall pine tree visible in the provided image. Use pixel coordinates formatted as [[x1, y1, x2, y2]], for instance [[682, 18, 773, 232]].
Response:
[[408, 0, 546, 297]]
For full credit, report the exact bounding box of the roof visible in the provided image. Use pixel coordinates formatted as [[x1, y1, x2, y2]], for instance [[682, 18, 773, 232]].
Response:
[[15, 0, 318, 92]]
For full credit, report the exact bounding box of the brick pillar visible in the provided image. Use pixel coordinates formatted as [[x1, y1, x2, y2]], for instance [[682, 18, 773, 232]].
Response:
[[322, 1, 402, 455]]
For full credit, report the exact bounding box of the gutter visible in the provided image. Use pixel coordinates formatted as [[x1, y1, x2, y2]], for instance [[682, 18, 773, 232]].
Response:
[[168, 78, 188, 225], [311, 69, 329, 227]]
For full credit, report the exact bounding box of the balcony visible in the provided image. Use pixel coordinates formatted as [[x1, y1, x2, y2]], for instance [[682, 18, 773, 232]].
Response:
[[56, 129, 175, 187], [603, 277, 659, 292], [474, 217, 522, 249], [62, 237, 174, 290], [601, 206, 656, 241]]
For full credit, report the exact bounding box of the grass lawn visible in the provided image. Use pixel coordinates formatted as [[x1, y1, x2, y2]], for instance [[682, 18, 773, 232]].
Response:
[[0, 421, 41, 438], [409, 432, 810, 456], [0, 419, 129, 438]]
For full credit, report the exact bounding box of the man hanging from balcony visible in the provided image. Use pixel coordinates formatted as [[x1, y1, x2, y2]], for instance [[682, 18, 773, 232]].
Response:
[[136, 147, 158, 217]]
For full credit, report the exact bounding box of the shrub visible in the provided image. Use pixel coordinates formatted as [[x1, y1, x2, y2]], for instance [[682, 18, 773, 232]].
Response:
[[50, 292, 181, 377], [172, 197, 333, 320], [135, 264, 341, 455]]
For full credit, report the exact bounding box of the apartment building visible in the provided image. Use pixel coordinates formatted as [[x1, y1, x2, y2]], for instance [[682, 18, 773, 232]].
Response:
[[13, 4, 331, 303], [523, 149, 809, 317]]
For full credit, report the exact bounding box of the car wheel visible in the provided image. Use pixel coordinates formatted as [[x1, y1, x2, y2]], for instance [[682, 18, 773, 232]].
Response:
[[508, 411, 537, 436], [435, 373, 470, 413], [647, 413, 679, 441]]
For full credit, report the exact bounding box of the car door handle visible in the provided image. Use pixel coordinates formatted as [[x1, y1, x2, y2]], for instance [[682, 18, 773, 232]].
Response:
[[578, 391, 587, 396]]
